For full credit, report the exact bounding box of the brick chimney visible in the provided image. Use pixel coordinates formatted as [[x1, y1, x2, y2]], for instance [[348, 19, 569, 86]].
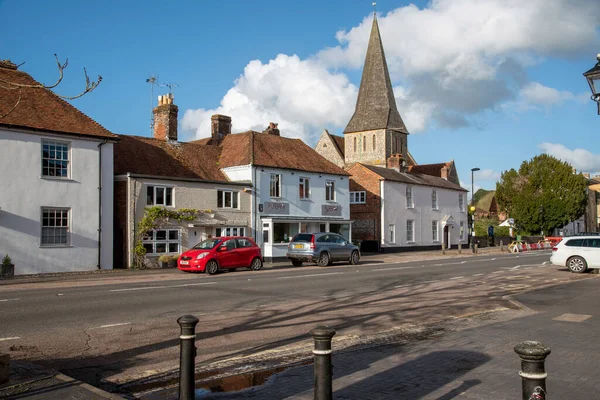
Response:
[[153, 94, 178, 141], [387, 153, 406, 172], [441, 165, 449, 180], [211, 114, 232, 145], [263, 122, 280, 136]]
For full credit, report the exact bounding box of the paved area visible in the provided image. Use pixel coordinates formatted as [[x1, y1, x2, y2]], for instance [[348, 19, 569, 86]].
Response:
[[176, 276, 600, 400]]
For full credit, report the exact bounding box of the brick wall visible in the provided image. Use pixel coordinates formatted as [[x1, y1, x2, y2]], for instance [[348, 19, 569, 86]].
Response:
[[348, 164, 381, 241]]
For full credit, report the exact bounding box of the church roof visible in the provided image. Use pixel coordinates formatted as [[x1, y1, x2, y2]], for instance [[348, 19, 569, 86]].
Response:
[[344, 17, 408, 135]]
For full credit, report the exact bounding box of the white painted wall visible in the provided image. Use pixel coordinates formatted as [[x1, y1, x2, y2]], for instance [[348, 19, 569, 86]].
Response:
[[381, 181, 468, 247], [0, 128, 114, 274]]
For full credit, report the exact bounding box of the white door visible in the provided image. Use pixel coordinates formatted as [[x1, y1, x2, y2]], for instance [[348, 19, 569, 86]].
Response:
[[187, 228, 205, 249]]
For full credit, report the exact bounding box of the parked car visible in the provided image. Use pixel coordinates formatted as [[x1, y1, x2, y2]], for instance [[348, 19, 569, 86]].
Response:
[[286, 232, 360, 267], [550, 235, 600, 273], [178, 236, 263, 274]]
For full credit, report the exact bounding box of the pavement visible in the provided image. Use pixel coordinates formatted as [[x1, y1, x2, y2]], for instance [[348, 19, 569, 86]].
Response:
[[0, 245, 567, 400]]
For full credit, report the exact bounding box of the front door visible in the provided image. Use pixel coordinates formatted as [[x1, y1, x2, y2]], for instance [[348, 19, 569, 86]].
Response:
[[187, 228, 204, 250], [443, 225, 450, 249]]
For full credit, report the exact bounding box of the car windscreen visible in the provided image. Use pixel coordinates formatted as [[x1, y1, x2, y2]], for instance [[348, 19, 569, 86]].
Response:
[[192, 239, 221, 249], [292, 234, 313, 243]]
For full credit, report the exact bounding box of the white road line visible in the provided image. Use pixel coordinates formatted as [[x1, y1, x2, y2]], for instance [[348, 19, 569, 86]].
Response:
[[472, 273, 484, 277], [277, 272, 344, 280], [373, 266, 413, 271], [433, 263, 444, 266], [0, 298, 20, 302], [109, 286, 167, 292], [512, 266, 521, 269], [171, 282, 218, 288], [450, 276, 464, 280], [491, 258, 497, 261], [492, 271, 504, 274], [91, 323, 132, 330], [394, 284, 412, 288], [543, 261, 548, 265], [460, 261, 467, 264], [0, 337, 20, 342]]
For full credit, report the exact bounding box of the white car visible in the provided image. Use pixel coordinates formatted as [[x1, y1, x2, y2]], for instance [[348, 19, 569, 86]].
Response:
[[550, 236, 600, 273]]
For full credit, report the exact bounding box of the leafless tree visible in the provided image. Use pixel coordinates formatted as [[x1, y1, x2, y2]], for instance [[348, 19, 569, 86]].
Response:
[[0, 54, 102, 119]]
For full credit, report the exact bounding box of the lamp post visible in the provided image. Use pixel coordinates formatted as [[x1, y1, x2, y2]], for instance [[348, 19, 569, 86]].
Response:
[[583, 54, 600, 114], [539, 205, 544, 236], [470, 167, 480, 250]]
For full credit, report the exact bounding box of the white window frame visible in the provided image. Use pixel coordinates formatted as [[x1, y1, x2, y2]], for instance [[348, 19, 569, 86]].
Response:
[[217, 189, 239, 209], [270, 174, 282, 198], [432, 190, 438, 210], [299, 177, 310, 200], [389, 224, 395, 243], [41, 140, 70, 179], [142, 228, 181, 255], [459, 193, 465, 212], [406, 220, 414, 243], [326, 180, 336, 202], [350, 191, 366, 204], [432, 220, 439, 242], [406, 186, 413, 208], [41, 207, 70, 247], [147, 185, 174, 206], [215, 227, 246, 237]]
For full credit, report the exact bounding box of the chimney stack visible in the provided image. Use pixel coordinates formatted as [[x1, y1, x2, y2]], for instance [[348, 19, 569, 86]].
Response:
[[387, 153, 406, 172], [263, 122, 280, 136], [441, 165, 449, 180], [153, 94, 178, 141], [211, 114, 232, 145]]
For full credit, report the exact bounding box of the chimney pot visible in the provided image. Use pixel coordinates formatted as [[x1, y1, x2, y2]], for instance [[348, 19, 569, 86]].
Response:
[[263, 122, 280, 136], [211, 114, 232, 145], [153, 94, 178, 141]]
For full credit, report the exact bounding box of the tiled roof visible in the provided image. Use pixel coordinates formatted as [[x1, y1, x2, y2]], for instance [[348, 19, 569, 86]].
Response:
[[0, 64, 115, 138], [330, 134, 345, 157], [361, 164, 467, 191], [219, 131, 350, 176], [408, 162, 452, 177], [114, 135, 229, 181]]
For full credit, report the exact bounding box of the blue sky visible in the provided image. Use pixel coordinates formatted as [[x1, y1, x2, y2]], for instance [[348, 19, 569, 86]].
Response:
[[2, 0, 600, 195]]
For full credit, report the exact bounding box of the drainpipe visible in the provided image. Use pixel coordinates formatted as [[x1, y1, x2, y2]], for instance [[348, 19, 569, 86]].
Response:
[[97, 139, 108, 269]]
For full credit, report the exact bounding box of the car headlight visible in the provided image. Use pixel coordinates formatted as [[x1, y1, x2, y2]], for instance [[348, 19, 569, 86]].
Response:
[[196, 253, 208, 260]]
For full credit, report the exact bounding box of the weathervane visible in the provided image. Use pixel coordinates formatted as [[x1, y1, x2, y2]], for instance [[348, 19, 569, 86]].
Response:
[[372, 2, 376, 15]]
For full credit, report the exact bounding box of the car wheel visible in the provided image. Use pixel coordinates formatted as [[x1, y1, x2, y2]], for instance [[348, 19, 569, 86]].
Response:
[[567, 256, 587, 273], [206, 260, 219, 275], [349, 251, 360, 265], [318, 252, 330, 267], [251, 258, 263, 271], [292, 259, 303, 267]]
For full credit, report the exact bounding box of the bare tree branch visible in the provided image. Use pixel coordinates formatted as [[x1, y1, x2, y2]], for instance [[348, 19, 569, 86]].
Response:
[[0, 54, 102, 118]]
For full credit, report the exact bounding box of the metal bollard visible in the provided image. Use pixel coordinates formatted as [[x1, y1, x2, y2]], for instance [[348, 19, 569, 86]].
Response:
[[178, 315, 199, 400], [474, 243, 478, 254], [458, 242, 462, 254], [500, 240, 504, 252], [514, 341, 551, 400], [310, 325, 336, 400], [441, 242, 446, 255]]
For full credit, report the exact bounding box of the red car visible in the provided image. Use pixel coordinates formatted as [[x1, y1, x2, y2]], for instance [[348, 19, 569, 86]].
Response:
[[178, 236, 263, 274]]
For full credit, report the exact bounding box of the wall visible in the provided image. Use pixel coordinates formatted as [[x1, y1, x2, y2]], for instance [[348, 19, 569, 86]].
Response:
[[344, 129, 408, 166], [100, 143, 114, 269], [314, 131, 345, 168], [0, 128, 112, 274], [348, 164, 382, 241], [382, 180, 468, 248]]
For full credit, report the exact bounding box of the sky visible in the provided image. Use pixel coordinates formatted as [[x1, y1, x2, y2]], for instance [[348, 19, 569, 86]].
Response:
[[2, 0, 600, 196]]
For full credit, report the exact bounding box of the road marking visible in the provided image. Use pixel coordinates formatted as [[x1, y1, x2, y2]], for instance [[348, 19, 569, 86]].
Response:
[[472, 273, 484, 277], [373, 266, 413, 271], [512, 266, 521, 269], [109, 286, 167, 292], [461, 261, 467, 264], [277, 272, 344, 280], [0, 298, 20, 302], [0, 337, 20, 342], [492, 271, 504, 273], [543, 261, 548, 265], [171, 282, 218, 288], [433, 263, 443, 266], [491, 258, 496, 261], [450, 276, 464, 280], [91, 323, 132, 330], [394, 284, 412, 288]]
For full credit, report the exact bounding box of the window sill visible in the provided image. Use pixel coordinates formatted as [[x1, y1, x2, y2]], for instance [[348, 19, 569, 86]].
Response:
[[406, 241, 415, 244], [406, 206, 414, 209], [299, 198, 312, 201], [40, 245, 73, 248], [146, 205, 175, 208], [40, 176, 75, 182]]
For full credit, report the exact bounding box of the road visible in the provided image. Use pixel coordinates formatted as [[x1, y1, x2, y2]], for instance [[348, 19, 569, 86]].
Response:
[[0, 251, 587, 391]]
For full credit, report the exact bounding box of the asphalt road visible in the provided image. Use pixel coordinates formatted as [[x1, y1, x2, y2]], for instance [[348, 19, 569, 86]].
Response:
[[0, 251, 577, 389]]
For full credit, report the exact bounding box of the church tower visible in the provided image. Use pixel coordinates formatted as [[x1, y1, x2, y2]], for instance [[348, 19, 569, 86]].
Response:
[[344, 15, 409, 166]]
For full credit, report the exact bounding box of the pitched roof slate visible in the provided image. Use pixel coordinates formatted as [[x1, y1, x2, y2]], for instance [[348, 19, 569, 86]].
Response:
[[408, 162, 453, 177], [0, 64, 115, 139], [360, 164, 467, 192]]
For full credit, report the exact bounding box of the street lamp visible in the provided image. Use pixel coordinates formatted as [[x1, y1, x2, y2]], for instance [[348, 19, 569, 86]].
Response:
[[583, 54, 600, 115], [539, 205, 544, 236], [470, 167, 480, 250]]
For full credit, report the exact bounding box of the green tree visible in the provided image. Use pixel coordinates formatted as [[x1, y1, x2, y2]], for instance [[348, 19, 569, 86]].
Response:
[[496, 154, 588, 235], [472, 188, 490, 205]]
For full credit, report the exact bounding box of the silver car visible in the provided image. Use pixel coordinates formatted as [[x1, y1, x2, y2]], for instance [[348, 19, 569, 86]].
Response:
[[286, 232, 360, 267]]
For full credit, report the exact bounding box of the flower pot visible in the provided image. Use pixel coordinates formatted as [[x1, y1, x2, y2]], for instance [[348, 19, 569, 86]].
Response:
[[0, 264, 14, 279]]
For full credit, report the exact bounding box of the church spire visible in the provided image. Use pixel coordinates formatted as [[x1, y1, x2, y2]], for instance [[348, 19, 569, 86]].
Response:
[[344, 15, 408, 134]]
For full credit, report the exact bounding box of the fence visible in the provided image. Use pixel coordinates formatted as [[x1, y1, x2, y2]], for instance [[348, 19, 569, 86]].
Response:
[[175, 315, 550, 400]]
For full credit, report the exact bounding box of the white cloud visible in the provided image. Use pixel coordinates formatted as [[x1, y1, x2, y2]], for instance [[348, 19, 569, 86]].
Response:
[[476, 169, 501, 182], [539, 142, 600, 172], [183, 0, 600, 142]]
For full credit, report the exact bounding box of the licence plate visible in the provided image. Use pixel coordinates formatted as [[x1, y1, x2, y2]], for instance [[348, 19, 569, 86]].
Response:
[[180, 261, 189, 265], [294, 244, 304, 249]]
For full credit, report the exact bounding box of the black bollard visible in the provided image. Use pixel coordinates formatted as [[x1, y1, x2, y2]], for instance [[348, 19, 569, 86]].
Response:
[[178, 315, 199, 400], [514, 341, 551, 400], [310, 325, 336, 400]]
